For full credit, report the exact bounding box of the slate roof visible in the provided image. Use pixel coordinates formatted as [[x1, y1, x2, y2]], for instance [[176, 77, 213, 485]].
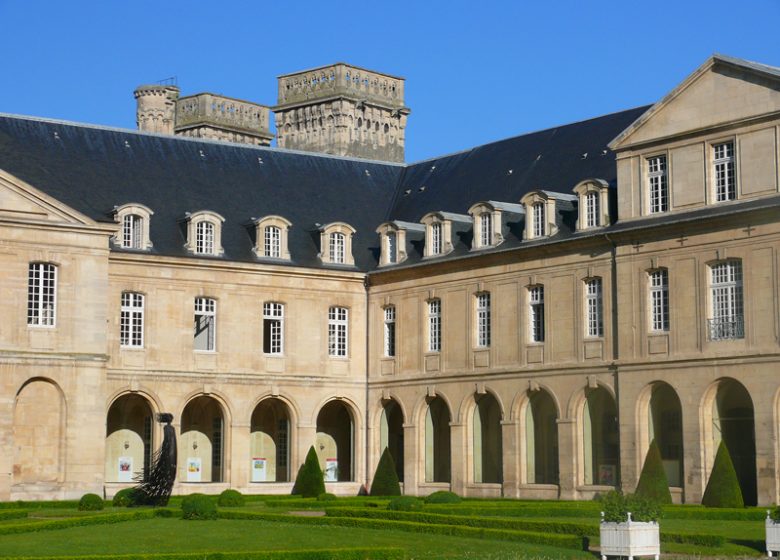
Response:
[[0, 105, 649, 271]]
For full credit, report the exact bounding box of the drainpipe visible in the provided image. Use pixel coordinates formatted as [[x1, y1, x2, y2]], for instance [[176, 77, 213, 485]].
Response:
[[364, 273, 371, 493], [603, 233, 622, 489]]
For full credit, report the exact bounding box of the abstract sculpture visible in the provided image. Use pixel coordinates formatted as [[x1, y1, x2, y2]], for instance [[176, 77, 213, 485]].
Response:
[[132, 412, 177, 506]]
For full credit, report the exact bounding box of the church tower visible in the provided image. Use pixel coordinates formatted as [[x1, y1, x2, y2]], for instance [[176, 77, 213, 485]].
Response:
[[273, 64, 410, 163]]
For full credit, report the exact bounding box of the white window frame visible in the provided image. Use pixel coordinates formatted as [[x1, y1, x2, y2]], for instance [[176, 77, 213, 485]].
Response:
[[27, 262, 57, 327], [114, 203, 154, 251], [120, 292, 145, 348], [329, 232, 346, 264], [386, 231, 397, 264], [263, 302, 285, 355], [195, 220, 215, 255], [585, 278, 603, 338], [709, 260, 744, 341], [383, 305, 396, 357], [427, 299, 441, 353], [264, 225, 281, 258], [647, 155, 669, 214], [529, 285, 545, 343], [648, 269, 669, 332], [480, 212, 493, 247], [122, 214, 144, 249], [194, 297, 217, 352], [713, 141, 736, 202], [430, 222, 443, 255], [475, 292, 491, 348], [328, 306, 349, 357], [532, 203, 546, 237], [585, 191, 600, 229]]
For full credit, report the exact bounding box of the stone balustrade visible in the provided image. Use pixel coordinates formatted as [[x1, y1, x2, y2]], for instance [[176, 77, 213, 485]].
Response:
[[175, 93, 271, 135]]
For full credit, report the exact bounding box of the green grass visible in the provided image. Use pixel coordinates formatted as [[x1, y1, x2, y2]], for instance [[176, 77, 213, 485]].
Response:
[[0, 517, 590, 560]]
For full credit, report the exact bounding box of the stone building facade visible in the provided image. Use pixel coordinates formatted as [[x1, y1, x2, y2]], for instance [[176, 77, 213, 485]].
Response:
[[1, 54, 780, 505]]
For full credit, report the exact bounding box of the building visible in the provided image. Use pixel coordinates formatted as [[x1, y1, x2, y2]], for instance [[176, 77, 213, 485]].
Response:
[[1, 55, 779, 505]]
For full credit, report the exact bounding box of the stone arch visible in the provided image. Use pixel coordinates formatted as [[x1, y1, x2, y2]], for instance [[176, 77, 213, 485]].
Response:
[[180, 395, 227, 483], [424, 395, 451, 483], [574, 385, 619, 486], [250, 397, 292, 483], [636, 381, 684, 488], [378, 397, 405, 481], [470, 392, 503, 484], [316, 399, 356, 482], [518, 387, 559, 485], [700, 377, 756, 505], [105, 393, 155, 483], [457, 387, 505, 424], [13, 377, 66, 486]]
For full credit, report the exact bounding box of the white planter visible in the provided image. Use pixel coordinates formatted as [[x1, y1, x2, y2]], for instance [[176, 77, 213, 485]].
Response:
[[600, 512, 660, 560], [766, 512, 780, 557]]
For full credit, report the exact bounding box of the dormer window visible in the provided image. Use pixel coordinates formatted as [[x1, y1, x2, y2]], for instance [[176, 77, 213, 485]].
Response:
[[254, 216, 291, 260], [468, 201, 522, 250], [521, 190, 575, 240], [386, 232, 397, 263], [532, 203, 545, 237], [319, 222, 356, 266], [113, 203, 153, 251], [431, 223, 443, 254], [573, 179, 610, 231], [185, 211, 225, 256], [479, 213, 492, 246], [375, 221, 421, 266], [420, 211, 469, 258]]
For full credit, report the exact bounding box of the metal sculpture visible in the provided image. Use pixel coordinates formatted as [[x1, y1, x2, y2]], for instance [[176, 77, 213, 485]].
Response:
[[132, 412, 177, 506]]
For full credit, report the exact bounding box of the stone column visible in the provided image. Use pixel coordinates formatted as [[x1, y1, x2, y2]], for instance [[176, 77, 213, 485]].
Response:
[[0, 384, 12, 501], [230, 422, 250, 490], [680, 385, 704, 504], [402, 423, 418, 495], [557, 418, 577, 500], [449, 422, 467, 495], [297, 423, 317, 474], [752, 389, 776, 506], [501, 419, 520, 498]]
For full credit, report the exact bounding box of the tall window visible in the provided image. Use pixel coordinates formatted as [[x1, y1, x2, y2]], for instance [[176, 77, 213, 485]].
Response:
[[428, 299, 441, 352], [480, 213, 492, 247], [122, 214, 143, 249], [585, 192, 600, 228], [386, 232, 397, 264], [194, 297, 216, 351], [384, 306, 396, 357], [120, 292, 144, 348], [647, 155, 668, 214], [713, 142, 736, 202], [529, 285, 545, 342], [330, 233, 346, 264], [27, 263, 57, 326], [532, 203, 545, 237], [476, 292, 491, 348], [431, 223, 443, 255], [709, 261, 744, 340], [649, 269, 669, 332], [264, 226, 281, 258], [585, 278, 603, 338], [328, 306, 348, 357], [195, 221, 215, 255], [263, 302, 284, 354]]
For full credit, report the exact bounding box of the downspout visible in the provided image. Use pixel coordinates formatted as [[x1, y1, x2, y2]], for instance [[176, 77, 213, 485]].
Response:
[[363, 273, 371, 493], [603, 233, 622, 489]]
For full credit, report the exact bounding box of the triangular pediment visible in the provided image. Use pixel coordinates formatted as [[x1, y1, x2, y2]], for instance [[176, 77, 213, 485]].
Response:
[[610, 55, 780, 150], [0, 168, 96, 226]]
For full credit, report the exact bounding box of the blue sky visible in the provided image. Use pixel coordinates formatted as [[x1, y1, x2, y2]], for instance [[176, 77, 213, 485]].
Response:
[[0, 0, 777, 162]]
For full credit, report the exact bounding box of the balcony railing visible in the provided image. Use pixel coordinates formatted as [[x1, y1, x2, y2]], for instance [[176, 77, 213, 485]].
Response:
[[707, 317, 744, 341]]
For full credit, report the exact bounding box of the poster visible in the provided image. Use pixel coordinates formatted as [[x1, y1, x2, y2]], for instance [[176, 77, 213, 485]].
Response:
[[251, 457, 267, 482], [598, 464, 616, 486], [118, 456, 133, 483], [187, 457, 202, 482], [324, 458, 338, 482]]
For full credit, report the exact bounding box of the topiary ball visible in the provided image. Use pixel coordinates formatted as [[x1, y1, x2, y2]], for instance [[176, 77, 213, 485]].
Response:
[[78, 493, 105, 511], [217, 489, 245, 507], [424, 490, 461, 504], [387, 495, 423, 511], [112, 488, 135, 507], [181, 493, 218, 520], [317, 492, 337, 501]]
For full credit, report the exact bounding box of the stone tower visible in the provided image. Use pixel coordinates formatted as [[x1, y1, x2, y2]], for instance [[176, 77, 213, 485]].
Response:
[[134, 85, 180, 135], [273, 63, 410, 162]]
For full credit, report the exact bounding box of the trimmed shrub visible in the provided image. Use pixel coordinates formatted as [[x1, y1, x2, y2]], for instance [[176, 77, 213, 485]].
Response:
[[702, 440, 744, 508], [217, 489, 245, 507], [78, 493, 105, 511], [0, 510, 28, 521], [181, 493, 217, 520], [0, 510, 156, 536], [370, 448, 401, 496], [424, 490, 461, 504], [292, 446, 326, 498], [599, 490, 661, 523], [317, 493, 338, 502], [387, 495, 423, 512], [635, 439, 672, 504], [112, 488, 136, 507], [0, 549, 405, 560]]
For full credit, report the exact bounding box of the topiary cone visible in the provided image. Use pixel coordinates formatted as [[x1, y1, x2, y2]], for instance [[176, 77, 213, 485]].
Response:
[[370, 447, 401, 496], [702, 440, 744, 508], [292, 445, 326, 498], [635, 439, 672, 504]]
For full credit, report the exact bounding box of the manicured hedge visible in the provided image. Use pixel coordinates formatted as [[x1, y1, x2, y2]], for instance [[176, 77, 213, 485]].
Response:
[[0, 509, 28, 521], [263, 498, 387, 509], [0, 500, 87, 510], [0, 550, 405, 560], [0, 510, 160, 536], [217, 510, 583, 550]]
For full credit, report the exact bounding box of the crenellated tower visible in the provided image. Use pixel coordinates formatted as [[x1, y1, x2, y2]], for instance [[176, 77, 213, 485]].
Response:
[[273, 63, 411, 162], [134, 85, 180, 135]]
